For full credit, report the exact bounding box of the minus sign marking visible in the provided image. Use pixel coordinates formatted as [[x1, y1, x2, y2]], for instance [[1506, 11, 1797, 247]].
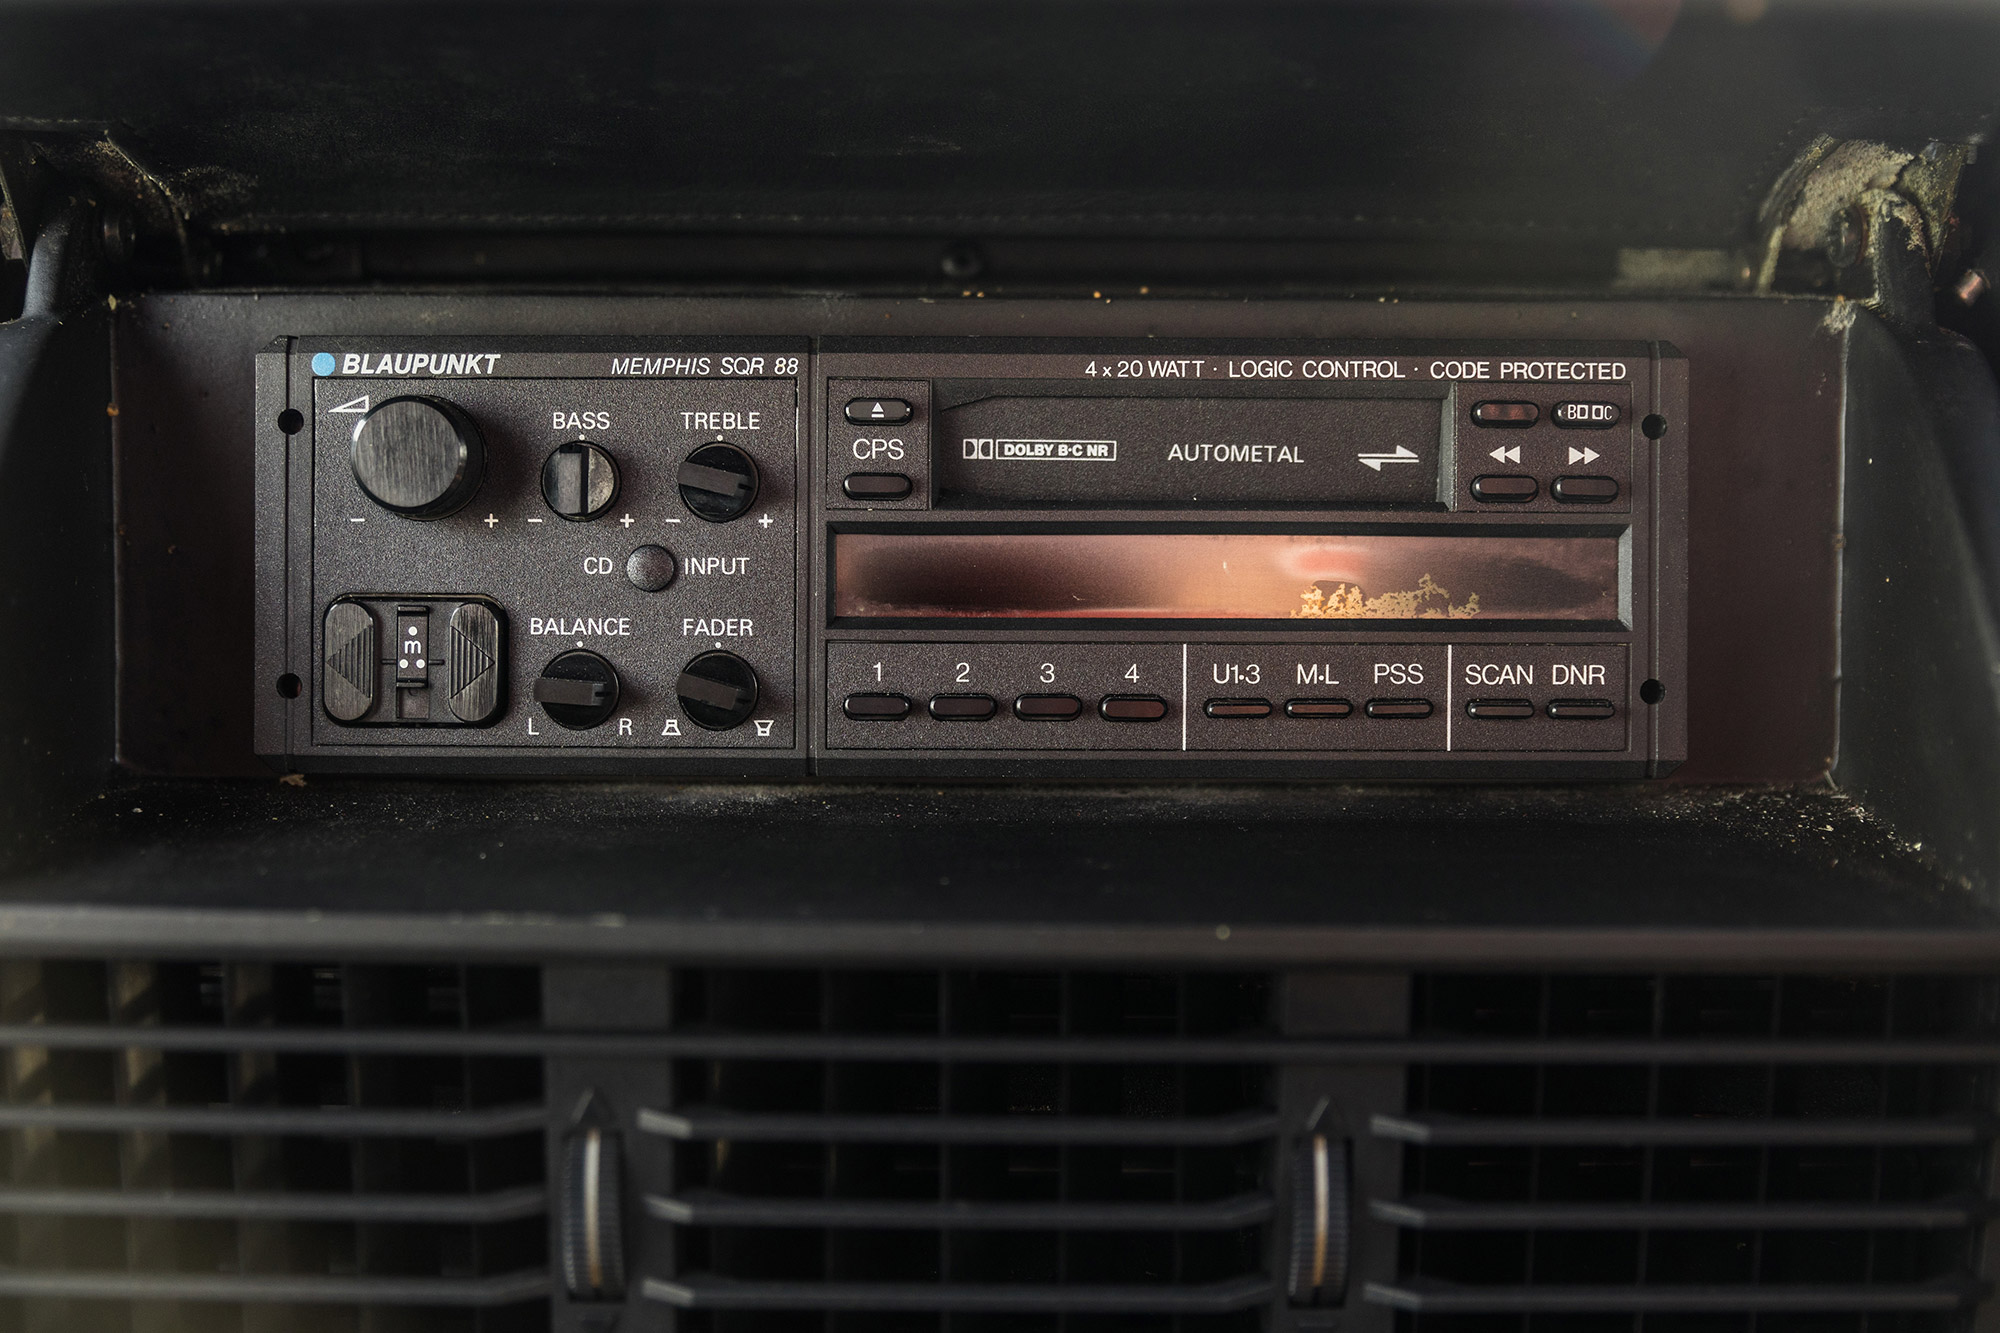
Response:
[[526, 518, 544, 524], [349, 517, 366, 523]]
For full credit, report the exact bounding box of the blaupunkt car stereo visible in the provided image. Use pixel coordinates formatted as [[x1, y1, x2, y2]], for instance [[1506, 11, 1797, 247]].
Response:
[[254, 337, 1685, 778]]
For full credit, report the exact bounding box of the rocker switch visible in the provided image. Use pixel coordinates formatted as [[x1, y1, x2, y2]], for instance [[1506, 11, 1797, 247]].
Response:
[[394, 606, 431, 719]]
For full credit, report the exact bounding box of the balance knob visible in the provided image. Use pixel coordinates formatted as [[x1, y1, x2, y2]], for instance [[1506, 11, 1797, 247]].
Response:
[[677, 443, 760, 522], [676, 651, 759, 730], [533, 650, 621, 730], [349, 396, 485, 519], [542, 441, 620, 522]]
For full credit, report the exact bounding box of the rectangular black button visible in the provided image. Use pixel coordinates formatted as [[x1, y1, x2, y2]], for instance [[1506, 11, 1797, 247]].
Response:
[[1099, 694, 1169, 722], [843, 692, 911, 720], [1546, 698, 1616, 720], [842, 472, 914, 500], [1552, 475, 1619, 504], [1465, 698, 1535, 720], [1470, 474, 1539, 503], [845, 398, 914, 425], [1552, 401, 1620, 429], [1014, 693, 1083, 720], [1472, 401, 1538, 427], [1204, 698, 1272, 718], [1365, 698, 1433, 719], [928, 693, 997, 721], [1285, 698, 1352, 718]]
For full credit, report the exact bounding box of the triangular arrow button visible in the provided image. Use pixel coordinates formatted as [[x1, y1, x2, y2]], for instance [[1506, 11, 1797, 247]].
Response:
[[1568, 446, 1600, 465]]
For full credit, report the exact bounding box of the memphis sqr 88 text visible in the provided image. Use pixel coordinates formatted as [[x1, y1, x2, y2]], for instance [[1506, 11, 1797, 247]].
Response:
[[253, 335, 1685, 779]]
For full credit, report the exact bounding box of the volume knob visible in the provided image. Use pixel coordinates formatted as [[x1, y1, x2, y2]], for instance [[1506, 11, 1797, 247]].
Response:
[[350, 396, 485, 519]]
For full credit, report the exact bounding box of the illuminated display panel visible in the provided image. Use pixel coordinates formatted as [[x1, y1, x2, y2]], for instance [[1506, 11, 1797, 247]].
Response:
[[833, 532, 1622, 622]]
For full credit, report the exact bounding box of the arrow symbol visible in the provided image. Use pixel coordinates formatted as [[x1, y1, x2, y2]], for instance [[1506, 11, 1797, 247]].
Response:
[[329, 395, 369, 415], [1357, 444, 1420, 472], [1568, 446, 1599, 465], [1489, 444, 1522, 464]]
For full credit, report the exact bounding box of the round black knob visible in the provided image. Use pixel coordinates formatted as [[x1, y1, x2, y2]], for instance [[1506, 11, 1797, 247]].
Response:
[[532, 650, 620, 730], [625, 545, 676, 593], [678, 443, 760, 522], [676, 651, 759, 730], [542, 441, 620, 522], [349, 396, 484, 519]]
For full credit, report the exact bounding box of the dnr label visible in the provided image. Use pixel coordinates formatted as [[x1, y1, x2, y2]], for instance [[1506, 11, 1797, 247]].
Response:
[[963, 437, 1118, 461]]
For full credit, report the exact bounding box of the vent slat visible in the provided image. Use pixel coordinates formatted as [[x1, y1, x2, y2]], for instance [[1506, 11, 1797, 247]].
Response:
[[648, 1189, 1276, 1230], [0, 1184, 547, 1223], [1375, 1112, 1989, 1145], [1372, 1195, 1987, 1230], [639, 1106, 1277, 1145], [12, 1023, 2000, 1064], [1364, 1279, 1984, 1313], [0, 1100, 545, 1138], [0, 1266, 550, 1306], [644, 1274, 1277, 1313]]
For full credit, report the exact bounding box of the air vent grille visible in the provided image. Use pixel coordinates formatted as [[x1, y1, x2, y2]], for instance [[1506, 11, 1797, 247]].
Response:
[[1371, 973, 1999, 1333], [0, 958, 549, 1332], [645, 968, 1279, 1332]]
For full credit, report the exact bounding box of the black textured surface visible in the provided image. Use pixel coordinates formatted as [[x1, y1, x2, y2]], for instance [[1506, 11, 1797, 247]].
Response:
[[0, 777, 1987, 961], [1, 3, 1997, 270]]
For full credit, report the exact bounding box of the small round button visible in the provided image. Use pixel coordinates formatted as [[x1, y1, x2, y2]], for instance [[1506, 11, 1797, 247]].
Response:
[[542, 441, 620, 522], [678, 443, 760, 522], [532, 650, 620, 730], [626, 545, 677, 593], [349, 396, 484, 519], [676, 651, 759, 730]]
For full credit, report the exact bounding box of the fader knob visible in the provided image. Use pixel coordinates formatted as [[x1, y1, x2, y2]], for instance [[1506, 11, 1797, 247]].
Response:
[[349, 396, 485, 519], [676, 651, 760, 730], [677, 443, 760, 522]]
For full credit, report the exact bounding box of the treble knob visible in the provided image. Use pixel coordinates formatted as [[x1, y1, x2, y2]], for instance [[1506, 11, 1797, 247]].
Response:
[[349, 396, 485, 520], [677, 443, 760, 522]]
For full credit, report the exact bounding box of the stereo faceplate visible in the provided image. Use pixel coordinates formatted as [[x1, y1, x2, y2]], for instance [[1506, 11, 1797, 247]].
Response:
[[255, 336, 1685, 776]]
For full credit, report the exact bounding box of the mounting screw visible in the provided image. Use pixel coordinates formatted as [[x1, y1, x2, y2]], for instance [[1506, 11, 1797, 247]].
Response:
[[1826, 205, 1866, 271], [98, 209, 134, 264], [940, 241, 983, 280]]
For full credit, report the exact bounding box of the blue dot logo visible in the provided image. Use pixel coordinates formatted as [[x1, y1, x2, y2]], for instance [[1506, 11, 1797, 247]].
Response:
[[311, 352, 336, 376]]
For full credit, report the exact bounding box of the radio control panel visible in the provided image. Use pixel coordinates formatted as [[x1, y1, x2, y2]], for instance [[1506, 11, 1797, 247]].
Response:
[[255, 336, 1685, 777]]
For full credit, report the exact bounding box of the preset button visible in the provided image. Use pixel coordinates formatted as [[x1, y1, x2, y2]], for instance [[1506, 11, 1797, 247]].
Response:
[[928, 693, 997, 721], [1365, 698, 1433, 719], [1099, 695, 1168, 722], [843, 692, 911, 721], [1014, 694, 1083, 721]]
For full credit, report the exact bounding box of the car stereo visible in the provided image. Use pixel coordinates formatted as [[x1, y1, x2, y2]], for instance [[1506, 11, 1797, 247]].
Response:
[[253, 336, 1685, 777]]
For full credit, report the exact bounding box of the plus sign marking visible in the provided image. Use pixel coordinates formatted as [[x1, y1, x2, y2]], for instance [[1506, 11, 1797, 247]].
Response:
[[758, 513, 773, 528], [619, 514, 634, 528], [483, 513, 499, 529]]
